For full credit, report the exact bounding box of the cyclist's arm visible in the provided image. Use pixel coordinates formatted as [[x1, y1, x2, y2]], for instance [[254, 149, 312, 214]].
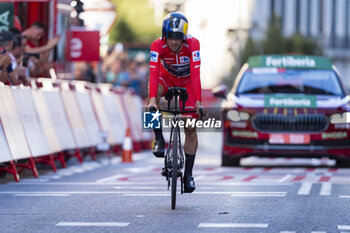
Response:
[[149, 40, 161, 99], [190, 38, 201, 102]]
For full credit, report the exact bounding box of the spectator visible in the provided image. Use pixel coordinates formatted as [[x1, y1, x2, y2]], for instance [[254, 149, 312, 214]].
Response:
[[9, 28, 24, 60], [10, 33, 29, 85], [0, 49, 12, 83], [105, 59, 122, 85], [134, 52, 149, 98], [22, 21, 60, 54], [127, 60, 142, 95], [22, 21, 60, 77], [0, 30, 19, 85], [115, 59, 130, 87], [85, 63, 96, 83], [9, 27, 40, 78], [100, 45, 151, 98], [73, 62, 88, 80]]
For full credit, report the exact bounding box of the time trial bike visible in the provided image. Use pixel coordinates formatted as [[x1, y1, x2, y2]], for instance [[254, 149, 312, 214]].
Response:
[[151, 87, 203, 209]]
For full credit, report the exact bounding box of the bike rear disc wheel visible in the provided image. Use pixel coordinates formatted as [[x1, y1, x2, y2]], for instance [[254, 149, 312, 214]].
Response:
[[171, 128, 178, 209]]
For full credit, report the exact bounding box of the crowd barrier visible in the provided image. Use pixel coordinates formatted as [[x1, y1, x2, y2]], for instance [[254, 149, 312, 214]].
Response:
[[0, 79, 153, 182]]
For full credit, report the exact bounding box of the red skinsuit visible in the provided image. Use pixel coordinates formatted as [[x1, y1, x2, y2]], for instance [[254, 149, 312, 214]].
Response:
[[149, 35, 201, 110]]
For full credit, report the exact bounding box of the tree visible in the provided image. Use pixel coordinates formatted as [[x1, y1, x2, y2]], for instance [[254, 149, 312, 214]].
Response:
[[222, 18, 323, 90], [262, 19, 286, 55], [285, 32, 321, 55], [240, 19, 321, 65], [109, 0, 161, 43], [240, 36, 259, 67], [111, 18, 135, 42]]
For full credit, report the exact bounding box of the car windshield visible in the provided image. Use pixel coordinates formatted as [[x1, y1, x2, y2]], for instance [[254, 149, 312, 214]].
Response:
[[236, 68, 344, 96]]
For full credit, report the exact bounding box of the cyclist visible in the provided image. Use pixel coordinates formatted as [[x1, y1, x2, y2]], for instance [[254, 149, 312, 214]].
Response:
[[147, 12, 203, 193]]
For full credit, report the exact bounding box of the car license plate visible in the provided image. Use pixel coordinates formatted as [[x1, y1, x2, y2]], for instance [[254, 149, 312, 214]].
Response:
[[269, 134, 310, 144]]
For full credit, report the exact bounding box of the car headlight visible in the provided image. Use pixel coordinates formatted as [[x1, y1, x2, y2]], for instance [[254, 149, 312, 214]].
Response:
[[330, 112, 350, 124], [227, 110, 250, 122]]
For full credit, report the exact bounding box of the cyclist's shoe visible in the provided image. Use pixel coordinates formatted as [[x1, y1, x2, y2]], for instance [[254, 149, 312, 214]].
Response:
[[184, 175, 196, 193], [153, 139, 165, 158]]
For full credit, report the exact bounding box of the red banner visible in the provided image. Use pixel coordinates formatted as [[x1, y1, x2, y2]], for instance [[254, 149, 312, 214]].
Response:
[[67, 30, 100, 62]]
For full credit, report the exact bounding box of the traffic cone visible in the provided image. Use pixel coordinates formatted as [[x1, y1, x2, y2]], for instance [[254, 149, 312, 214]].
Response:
[[122, 127, 133, 163]]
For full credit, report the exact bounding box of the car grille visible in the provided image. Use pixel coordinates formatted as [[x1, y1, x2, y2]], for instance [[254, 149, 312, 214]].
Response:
[[253, 114, 328, 132]]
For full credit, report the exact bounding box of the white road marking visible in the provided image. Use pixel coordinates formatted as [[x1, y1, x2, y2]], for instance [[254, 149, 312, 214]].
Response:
[[123, 194, 170, 197], [101, 160, 110, 166], [199, 182, 293, 186], [278, 174, 292, 183], [198, 187, 215, 190], [84, 166, 95, 171], [192, 191, 287, 196], [14, 194, 70, 197], [298, 182, 313, 195], [193, 175, 206, 181], [338, 225, 350, 230], [14, 182, 165, 186], [113, 186, 164, 190], [311, 231, 327, 233], [60, 172, 74, 176], [231, 192, 286, 197], [339, 225, 350, 230], [0, 191, 286, 196], [95, 174, 130, 183], [293, 168, 305, 173], [198, 223, 268, 228], [56, 222, 130, 227], [320, 182, 332, 196], [72, 168, 86, 173], [125, 166, 156, 173], [280, 231, 296, 233], [14, 182, 294, 186], [21, 179, 49, 182], [339, 196, 350, 199]]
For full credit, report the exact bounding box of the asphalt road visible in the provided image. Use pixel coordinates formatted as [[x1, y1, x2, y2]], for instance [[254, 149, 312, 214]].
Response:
[[1, 151, 350, 233]]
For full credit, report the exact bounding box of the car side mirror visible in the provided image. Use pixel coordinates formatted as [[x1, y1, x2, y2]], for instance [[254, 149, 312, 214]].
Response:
[[212, 85, 227, 99]]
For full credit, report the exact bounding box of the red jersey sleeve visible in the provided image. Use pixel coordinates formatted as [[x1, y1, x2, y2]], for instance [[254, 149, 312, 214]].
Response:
[[189, 38, 201, 101], [148, 40, 162, 99]]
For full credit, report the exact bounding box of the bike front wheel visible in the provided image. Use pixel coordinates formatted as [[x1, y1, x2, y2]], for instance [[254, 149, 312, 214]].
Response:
[[171, 127, 178, 209]]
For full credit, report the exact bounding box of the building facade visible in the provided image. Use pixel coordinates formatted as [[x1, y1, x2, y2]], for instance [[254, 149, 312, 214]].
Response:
[[252, 0, 350, 90]]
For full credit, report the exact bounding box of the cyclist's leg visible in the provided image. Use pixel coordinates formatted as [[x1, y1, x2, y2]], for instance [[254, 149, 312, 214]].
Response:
[[184, 126, 197, 174], [183, 112, 198, 176], [153, 83, 164, 141], [181, 79, 198, 157], [184, 125, 197, 192], [182, 81, 197, 192], [152, 76, 171, 157]]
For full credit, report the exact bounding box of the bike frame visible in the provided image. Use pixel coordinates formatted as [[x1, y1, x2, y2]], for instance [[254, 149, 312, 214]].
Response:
[[164, 113, 184, 186]]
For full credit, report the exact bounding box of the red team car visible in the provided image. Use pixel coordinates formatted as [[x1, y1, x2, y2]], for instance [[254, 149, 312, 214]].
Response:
[[219, 55, 350, 166]]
